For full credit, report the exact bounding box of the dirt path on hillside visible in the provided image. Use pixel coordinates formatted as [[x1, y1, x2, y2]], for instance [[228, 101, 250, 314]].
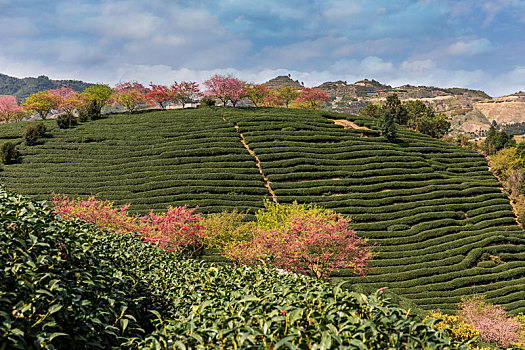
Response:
[[333, 119, 370, 130], [232, 123, 278, 203]]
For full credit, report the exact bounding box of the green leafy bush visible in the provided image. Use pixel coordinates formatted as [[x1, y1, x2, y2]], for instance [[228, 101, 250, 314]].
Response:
[[0, 187, 157, 348], [35, 122, 47, 137], [0, 141, 19, 164], [22, 124, 39, 145], [56, 112, 77, 129], [200, 96, 216, 106], [78, 107, 89, 122]]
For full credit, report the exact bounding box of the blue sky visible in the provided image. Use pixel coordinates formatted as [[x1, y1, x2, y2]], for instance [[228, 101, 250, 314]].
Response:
[[0, 0, 524, 96]]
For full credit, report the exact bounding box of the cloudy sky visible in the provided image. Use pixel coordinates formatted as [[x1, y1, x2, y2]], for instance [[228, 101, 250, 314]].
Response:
[[1, 0, 524, 96]]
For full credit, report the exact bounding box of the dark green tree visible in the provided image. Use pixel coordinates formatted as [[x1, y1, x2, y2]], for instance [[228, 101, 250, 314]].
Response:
[[360, 103, 382, 118], [482, 125, 515, 155], [405, 100, 450, 138], [379, 109, 396, 141], [384, 94, 409, 125]]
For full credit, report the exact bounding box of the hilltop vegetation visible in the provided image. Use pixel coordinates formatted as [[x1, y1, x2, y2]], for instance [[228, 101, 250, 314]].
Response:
[[1, 107, 525, 318]]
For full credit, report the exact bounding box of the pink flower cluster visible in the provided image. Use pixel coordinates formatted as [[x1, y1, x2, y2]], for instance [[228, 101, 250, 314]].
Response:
[[225, 211, 374, 279], [458, 296, 524, 348], [53, 194, 205, 256]]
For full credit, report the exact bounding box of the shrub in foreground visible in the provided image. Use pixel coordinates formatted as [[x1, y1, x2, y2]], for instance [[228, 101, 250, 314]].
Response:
[[0, 141, 19, 164], [424, 312, 480, 346], [22, 124, 39, 145], [0, 188, 157, 348]]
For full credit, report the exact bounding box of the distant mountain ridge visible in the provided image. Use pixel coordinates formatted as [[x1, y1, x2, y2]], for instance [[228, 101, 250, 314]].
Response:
[[264, 76, 524, 135], [0, 73, 93, 102]]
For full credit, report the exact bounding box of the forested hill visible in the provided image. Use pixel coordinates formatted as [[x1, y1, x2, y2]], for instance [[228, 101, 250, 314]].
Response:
[[0, 73, 92, 102]]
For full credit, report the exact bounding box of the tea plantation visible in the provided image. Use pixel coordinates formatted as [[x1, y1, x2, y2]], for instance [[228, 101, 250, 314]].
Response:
[[1, 107, 524, 315]]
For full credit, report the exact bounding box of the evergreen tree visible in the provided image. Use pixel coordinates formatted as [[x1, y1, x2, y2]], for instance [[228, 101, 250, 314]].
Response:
[[379, 109, 396, 141]]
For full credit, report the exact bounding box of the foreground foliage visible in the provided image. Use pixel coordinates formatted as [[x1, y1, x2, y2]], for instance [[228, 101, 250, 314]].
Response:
[[0, 187, 470, 349]]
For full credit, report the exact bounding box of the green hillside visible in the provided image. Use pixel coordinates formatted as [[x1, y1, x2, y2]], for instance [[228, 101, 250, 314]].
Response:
[[1, 107, 524, 314]]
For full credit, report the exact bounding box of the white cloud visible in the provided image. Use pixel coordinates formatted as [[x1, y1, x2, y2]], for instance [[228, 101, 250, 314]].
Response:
[[446, 38, 493, 56], [401, 59, 436, 74], [360, 56, 393, 74]]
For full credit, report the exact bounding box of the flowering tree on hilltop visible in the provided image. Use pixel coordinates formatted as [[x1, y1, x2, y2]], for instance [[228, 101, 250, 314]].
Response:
[[49, 86, 84, 115], [244, 83, 270, 107], [0, 95, 26, 122], [275, 84, 299, 108], [174, 81, 201, 108], [25, 90, 61, 120], [146, 84, 173, 109], [292, 88, 329, 110], [111, 81, 150, 114], [203, 74, 246, 107], [82, 84, 112, 115]]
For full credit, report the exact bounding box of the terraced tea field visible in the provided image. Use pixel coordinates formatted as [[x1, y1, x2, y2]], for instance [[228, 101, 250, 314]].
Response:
[[1, 107, 524, 314]]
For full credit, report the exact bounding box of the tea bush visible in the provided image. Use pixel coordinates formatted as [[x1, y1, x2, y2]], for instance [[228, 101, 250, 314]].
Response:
[[0, 141, 19, 164], [22, 124, 39, 145]]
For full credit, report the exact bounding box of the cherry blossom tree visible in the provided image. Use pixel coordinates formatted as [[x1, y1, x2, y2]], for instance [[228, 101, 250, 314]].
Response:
[[173, 81, 201, 109], [25, 90, 61, 120], [203, 74, 246, 107], [244, 83, 270, 107], [146, 84, 173, 109], [111, 81, 150, 114], [0, 95, 26, 122], [292, 88, 329, 110], [49, 86, 83, 115]]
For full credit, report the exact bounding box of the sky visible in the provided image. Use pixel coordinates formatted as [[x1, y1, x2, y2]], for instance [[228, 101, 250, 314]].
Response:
[[0, 0, 524, 97]]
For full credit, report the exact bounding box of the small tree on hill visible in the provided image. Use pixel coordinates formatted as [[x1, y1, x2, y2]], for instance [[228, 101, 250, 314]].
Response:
[[81, 84, 112, 116], [173, 81, 201, 109], [111, 81, 150, 114], [379, 109, 396, 141], [203, 74, 246, 107], [291, 88, 329, 110], [25, 90, 60, 120], [0, 95, 26, 122], [274, 85, 299, 108], [244, 83, 270, 107], [146, 84, 173, 109], [384, 94, 408, 125]]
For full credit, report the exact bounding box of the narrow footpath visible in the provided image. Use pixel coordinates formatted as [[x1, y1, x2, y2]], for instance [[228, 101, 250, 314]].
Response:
[[233, 123, 278, 203]]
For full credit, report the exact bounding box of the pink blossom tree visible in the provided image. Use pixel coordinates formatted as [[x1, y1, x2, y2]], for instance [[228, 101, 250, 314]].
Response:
[[146, 84, 173, 109], [53, 194, 206, 257], [203, 74, 246, 107], [173, 81, 201, 109], [225, 203, 374, 279], [0, 95, 26, 122], [49, 86, 83, 115], [292, 88, 329, 110], [458, 295, 524, 348], [110, 81, 150, 114]]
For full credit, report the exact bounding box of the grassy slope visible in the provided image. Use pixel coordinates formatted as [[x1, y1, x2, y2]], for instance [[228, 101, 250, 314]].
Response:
[[1, 107, 524, 314]]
